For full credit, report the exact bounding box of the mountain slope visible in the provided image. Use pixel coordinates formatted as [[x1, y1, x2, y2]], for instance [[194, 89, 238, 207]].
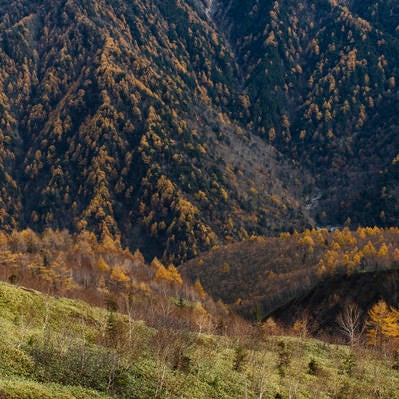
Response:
[[0, 0, 398, 263], [213, 0, 399, 227], [181, 227, 399, 324], [0, 0, 310, 263], [272, 268, 399, 336]]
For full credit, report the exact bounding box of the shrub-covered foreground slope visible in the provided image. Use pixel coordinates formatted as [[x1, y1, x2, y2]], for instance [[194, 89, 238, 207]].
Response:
[[0, 282, 399, 398]]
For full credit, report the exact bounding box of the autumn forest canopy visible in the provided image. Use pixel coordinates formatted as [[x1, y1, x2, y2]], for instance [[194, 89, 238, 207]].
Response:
[[0, 0, 397, 265]]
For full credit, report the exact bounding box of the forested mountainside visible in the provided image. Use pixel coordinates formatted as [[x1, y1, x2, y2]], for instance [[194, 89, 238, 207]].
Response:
[[0, 0, 311, 263], [213, 0, 399, 227], [181, 227, 399, 329], [0, 0, 398, 263]]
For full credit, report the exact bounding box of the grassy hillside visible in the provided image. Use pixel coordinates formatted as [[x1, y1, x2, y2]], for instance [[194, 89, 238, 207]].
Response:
[[1, 281, 399, 398]]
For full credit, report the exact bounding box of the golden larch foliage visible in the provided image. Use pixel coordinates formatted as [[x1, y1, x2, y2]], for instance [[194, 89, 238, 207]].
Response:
[[194, 279, 207, 299], [110, 265, 130, 283], [97, 256, 111, 273], [366, 300, 399, 347]]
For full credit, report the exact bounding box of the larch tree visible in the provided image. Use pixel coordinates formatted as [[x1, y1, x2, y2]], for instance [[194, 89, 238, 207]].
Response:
[[366, 300, 394, 348]]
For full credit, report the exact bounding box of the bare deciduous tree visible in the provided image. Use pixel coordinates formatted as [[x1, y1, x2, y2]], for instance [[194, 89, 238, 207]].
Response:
[[337, 303, 363, 347]]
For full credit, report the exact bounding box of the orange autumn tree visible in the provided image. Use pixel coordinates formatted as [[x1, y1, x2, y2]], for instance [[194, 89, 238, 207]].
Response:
[[110, 265, 130, 286], [153, 259, 183, 286], [382, 306, 399, 342], [194, 279, 207, 299]]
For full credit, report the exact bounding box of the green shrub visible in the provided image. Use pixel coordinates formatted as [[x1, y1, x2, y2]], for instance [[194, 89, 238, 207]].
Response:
[[276, 341, 291, 377]]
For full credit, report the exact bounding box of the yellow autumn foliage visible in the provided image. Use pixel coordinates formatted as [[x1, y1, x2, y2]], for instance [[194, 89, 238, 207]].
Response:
[[366, 300, 399, 347], [154, 261, 183, 286], [110, 265, 130, 283]]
